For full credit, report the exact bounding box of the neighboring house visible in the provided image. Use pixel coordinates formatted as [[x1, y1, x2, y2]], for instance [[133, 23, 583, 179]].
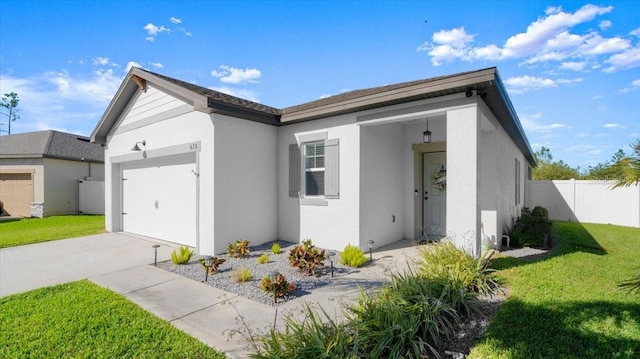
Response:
[[0, 130, 105, 217], [91, 67, 535, 256]]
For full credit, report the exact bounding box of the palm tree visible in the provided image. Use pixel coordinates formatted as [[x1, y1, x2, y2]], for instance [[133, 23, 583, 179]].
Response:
[[613, 139, 640, 188]]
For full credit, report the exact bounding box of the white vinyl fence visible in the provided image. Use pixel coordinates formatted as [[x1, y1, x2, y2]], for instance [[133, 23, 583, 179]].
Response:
[[526, 179, 640, 228], [78, 180, 105, 215]]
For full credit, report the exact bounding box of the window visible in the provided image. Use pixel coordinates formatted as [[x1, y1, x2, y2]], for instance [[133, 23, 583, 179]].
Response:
[[304, 141, 325, 196], [289, 135, 339, 202]]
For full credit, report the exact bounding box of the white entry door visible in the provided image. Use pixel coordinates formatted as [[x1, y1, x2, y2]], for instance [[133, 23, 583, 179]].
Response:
[[423, 152, 446, 238], [122, 153, 197, 246]]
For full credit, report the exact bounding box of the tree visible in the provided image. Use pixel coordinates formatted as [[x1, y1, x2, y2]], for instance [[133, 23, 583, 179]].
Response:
[[0, 92, 20, 135], [613, 139, 640, 188], [532, 146, 581, 180]]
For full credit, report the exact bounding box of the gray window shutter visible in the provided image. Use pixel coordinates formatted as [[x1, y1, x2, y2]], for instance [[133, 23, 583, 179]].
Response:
[[289, 144, 301, 198], [325, 138, 339, 199]]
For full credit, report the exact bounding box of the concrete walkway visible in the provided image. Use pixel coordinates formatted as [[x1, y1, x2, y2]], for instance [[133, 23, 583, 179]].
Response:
[[0, 233, 424, 358]]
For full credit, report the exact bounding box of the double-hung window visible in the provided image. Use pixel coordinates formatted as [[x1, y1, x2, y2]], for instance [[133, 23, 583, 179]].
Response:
[[304, 141, 325, 196], [289, 133, 340, 203]]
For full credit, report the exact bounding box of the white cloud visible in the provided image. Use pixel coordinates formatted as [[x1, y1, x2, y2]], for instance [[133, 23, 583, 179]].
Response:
[[559, 61, 587, 71], [505, 75, 557, 93], [603, 46, 640, 72], [209, 86, 260, 102], [126, 61, 142, 72], [150, 62, 164, 69], [210, 65, 261, 84], [520, 112, 569, 133], [93, 57, 112, 66], [604, 123, 621, 128], [143, 23, 170, 41], [0, 68, 125, 135], [417, 4, 639, 73], [618, 78, 640, 94], [556, 77, 583, 84], [170, 17, 182, 24], [591, 94, 603, 99]]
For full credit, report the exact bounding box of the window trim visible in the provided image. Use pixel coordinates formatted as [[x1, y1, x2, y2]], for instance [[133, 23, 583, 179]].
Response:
[[303, 141, 326, 198], [297, 132, 332, 206]]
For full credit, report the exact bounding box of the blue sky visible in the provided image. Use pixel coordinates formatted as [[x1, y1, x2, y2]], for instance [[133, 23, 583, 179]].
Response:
[[1, 1, 638, 170]]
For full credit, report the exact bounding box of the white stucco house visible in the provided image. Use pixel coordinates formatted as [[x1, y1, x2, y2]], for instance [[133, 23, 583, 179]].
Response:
[[0, 130, 105, 217], [91, 67, 535, 256]]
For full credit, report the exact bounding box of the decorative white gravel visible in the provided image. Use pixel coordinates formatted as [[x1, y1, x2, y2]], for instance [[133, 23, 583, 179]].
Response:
[[156, 240, 354, 306]]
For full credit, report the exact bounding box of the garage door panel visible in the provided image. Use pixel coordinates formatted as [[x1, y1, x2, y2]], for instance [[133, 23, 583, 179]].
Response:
[[0, 173, 34, 217], [122, 154, 196, 246]]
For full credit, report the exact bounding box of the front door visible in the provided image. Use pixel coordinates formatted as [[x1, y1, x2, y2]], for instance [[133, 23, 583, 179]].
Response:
[[423, 152, 446, 238]]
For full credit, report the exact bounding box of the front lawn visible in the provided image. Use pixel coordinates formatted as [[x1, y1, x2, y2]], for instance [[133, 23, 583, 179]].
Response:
[[470, 222, 640, 359], [0, 215, 105, 248], [0, 280, 226, 358]]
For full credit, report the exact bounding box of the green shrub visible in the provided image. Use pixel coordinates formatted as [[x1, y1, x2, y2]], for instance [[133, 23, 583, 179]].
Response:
[[340, 244, 367, 267], [419, 241, 501, 296], [346, 281, 458, 358], [506, 207, 552, 247], [271, 242, 281, 254], [257, 253, 270, 264], [231, 268, 252, 283], [531, 205, 549, 219], [198, 257, 226, 274], [260, 274, 296, 299], [227, 239, 250, 258], [288, 239, 326, 276], [251, 305, 357, 358], [170, 246, 194, 264]]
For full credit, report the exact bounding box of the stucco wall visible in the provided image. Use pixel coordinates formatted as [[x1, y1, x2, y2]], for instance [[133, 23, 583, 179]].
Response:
[[43, 158, 103, 216], [212, 114, 278, 254], [104, 85, 216, 254], [277, 114, 360, 251], [360, 122, 405, 249]]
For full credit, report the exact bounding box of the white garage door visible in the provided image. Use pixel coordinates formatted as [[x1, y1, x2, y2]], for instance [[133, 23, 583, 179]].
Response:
[[122, 153, 197, 247]]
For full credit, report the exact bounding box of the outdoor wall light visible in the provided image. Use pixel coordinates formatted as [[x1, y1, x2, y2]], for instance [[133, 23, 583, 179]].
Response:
[[152, 244, 161, 266], [268, 271, 280, 304], [203, 256, 213, 282], [423, 118, 432, 143], [327, 251, 336, 277], [465, 90, 473, 97], [367, 240, 375, 262], [131, 140, 146, 151]]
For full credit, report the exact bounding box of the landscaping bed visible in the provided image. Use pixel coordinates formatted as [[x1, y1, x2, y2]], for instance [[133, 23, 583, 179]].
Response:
[[157, 240, 355, 306]]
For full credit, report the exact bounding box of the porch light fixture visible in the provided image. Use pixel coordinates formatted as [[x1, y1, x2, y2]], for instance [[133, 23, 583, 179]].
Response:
[[423, 119, 432, 143], [152, 244, 161, 266], [367, 240, 375, 262], [131, 140, 146, 151]]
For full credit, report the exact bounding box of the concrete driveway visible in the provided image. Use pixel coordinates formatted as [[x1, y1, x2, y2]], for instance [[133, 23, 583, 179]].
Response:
[[0, 232, 176, 297]]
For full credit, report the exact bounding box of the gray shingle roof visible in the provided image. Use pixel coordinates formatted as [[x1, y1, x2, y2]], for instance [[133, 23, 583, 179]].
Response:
[[0, 130, 104, 163]]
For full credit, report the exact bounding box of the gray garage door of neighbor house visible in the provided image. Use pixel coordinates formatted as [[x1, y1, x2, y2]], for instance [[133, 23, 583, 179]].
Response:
[[121, 153, 197, 247], [0, 171, 34, 217]]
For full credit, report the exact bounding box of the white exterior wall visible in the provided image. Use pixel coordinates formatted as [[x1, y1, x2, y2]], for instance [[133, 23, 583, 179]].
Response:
[[212, 114, 278, 254], [42, 158, 104, 216], [527, 180, 640, 228], [360, 123, 405, 249], [277, 115, 360, 251], [104, 85, 216, 254], [446, 105, 480, 255]]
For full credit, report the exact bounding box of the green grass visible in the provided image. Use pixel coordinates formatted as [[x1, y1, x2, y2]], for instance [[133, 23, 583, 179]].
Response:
[[0, 215, 105, 248], [470, 222, 640, 359], [0, 280, 226, 358]]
